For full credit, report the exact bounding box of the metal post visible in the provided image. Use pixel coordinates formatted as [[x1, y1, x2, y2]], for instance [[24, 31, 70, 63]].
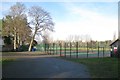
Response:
[[45, 43, 46, 53], [46, 43, 48, 54], [64, 42, 66, 57], [53, 43, 55, 55], [70, 42, 71, 58], [98, 43, 99, 58], [87, 42, 88, 58], [50, 43, 52, 55], [103, 47, 104, 57], [56, 43, 57, 55], [76, 42, 78, 58], [48, 44, 49, 55], [46, 44, 49, 54], [48, 44, 49, 54], [91, 40, 93, 53], [49, 44, 51, 55], [60, 43, 62, 56]]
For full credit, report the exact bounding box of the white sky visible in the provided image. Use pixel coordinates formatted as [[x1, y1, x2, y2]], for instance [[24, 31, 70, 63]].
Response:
[[51, 2, 118, 41], [1, 1, 119, 42]]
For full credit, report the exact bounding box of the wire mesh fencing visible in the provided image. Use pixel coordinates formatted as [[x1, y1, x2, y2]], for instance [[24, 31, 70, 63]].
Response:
[[38, 41, 111, 58]]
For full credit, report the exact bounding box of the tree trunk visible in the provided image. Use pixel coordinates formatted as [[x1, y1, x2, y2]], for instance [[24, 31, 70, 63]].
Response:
[[17, 33, 20, 47], [14, 30, 17, 51], [20, 40, 22, 45], [28, 28, 37, 51], [28, 36, 34, 51]]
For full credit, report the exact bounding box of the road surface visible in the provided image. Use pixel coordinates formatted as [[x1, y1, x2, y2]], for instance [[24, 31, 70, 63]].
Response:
[[3, 55, 90, 78]]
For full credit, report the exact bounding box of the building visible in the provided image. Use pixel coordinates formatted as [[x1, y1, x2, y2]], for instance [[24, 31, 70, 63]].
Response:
[[110, 39, 120, 57]]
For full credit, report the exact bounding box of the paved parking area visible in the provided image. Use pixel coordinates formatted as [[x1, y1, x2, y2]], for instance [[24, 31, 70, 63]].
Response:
[[2, 54, 90, 78]]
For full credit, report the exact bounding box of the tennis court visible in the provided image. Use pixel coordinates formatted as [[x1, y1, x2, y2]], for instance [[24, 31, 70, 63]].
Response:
[[36, 42, 111, 58], [47, 50, 110, 58]]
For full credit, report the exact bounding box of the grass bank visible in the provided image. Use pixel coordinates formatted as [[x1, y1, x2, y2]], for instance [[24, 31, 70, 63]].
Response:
[[1, 58, 16, 66], [61, 57, 118, 78]]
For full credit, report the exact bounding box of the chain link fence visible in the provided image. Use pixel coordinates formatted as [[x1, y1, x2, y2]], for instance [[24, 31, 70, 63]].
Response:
[[36, 41, 111, 58]]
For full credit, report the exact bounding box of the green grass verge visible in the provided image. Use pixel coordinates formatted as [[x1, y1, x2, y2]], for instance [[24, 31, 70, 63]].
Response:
[[61, 57, 118, 78], [1, 58, 16, 66]]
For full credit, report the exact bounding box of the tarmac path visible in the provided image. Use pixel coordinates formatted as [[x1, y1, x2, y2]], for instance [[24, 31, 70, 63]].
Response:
[[2, 53, 90, 78]]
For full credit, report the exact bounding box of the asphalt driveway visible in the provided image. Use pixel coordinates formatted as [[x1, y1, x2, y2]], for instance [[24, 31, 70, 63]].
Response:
[[2, 55, 90, 78]]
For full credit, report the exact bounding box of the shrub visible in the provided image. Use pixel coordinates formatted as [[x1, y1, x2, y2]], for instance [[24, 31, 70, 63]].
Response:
[[18, 45, 29, 51]]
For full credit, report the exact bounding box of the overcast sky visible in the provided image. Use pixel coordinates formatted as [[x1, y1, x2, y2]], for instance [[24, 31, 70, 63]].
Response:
[[1, 1, 119, 41]]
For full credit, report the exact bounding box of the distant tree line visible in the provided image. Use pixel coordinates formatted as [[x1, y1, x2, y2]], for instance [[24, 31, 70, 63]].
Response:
[[53, 39, 112, 49]]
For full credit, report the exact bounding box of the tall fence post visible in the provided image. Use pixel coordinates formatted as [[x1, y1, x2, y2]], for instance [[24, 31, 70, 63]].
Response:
[[56, 43, 57, 55], [91, 41, 93, 53], [48, 44, 49, 55], [76, 42, 78, 58], [45, 43, 46, 53], [103, 47, 104, 57], [50, 43, 52, 55], [87, 42, 88, 58], [70, 42, 71, 58], [64, 42, 66, 58], [53, 43, 55, 55], [45, 44, 49, 54], [98, 43, 99, 58], [60, 43, 62, 57], [49, 44, 51, 55]]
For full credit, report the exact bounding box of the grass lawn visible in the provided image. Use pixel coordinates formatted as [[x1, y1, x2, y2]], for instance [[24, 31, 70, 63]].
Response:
[[61, 57, 118, 78], [2, 52, 22, 66], [1, 58, 16, 66]]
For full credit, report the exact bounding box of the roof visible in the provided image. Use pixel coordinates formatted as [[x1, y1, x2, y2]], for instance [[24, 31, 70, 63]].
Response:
[[110, 39, 120, 46]]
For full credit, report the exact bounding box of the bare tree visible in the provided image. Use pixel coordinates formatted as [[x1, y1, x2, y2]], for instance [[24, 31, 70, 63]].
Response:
[[84, 34, 91, 42], [113, 32, 116, 41], [28, 6, 54, 51], [42, 30, 51, 44], [4, 2, 27, 50], [10, 2, 26, 50], [66, 35, 74, 42], [41, 30, 55, 52], [74, 35, 81, 42]]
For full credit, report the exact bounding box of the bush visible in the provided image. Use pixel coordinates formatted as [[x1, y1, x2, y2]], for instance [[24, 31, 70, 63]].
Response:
[[3, 36, 12, 45], [18, 45, 29, 51]]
